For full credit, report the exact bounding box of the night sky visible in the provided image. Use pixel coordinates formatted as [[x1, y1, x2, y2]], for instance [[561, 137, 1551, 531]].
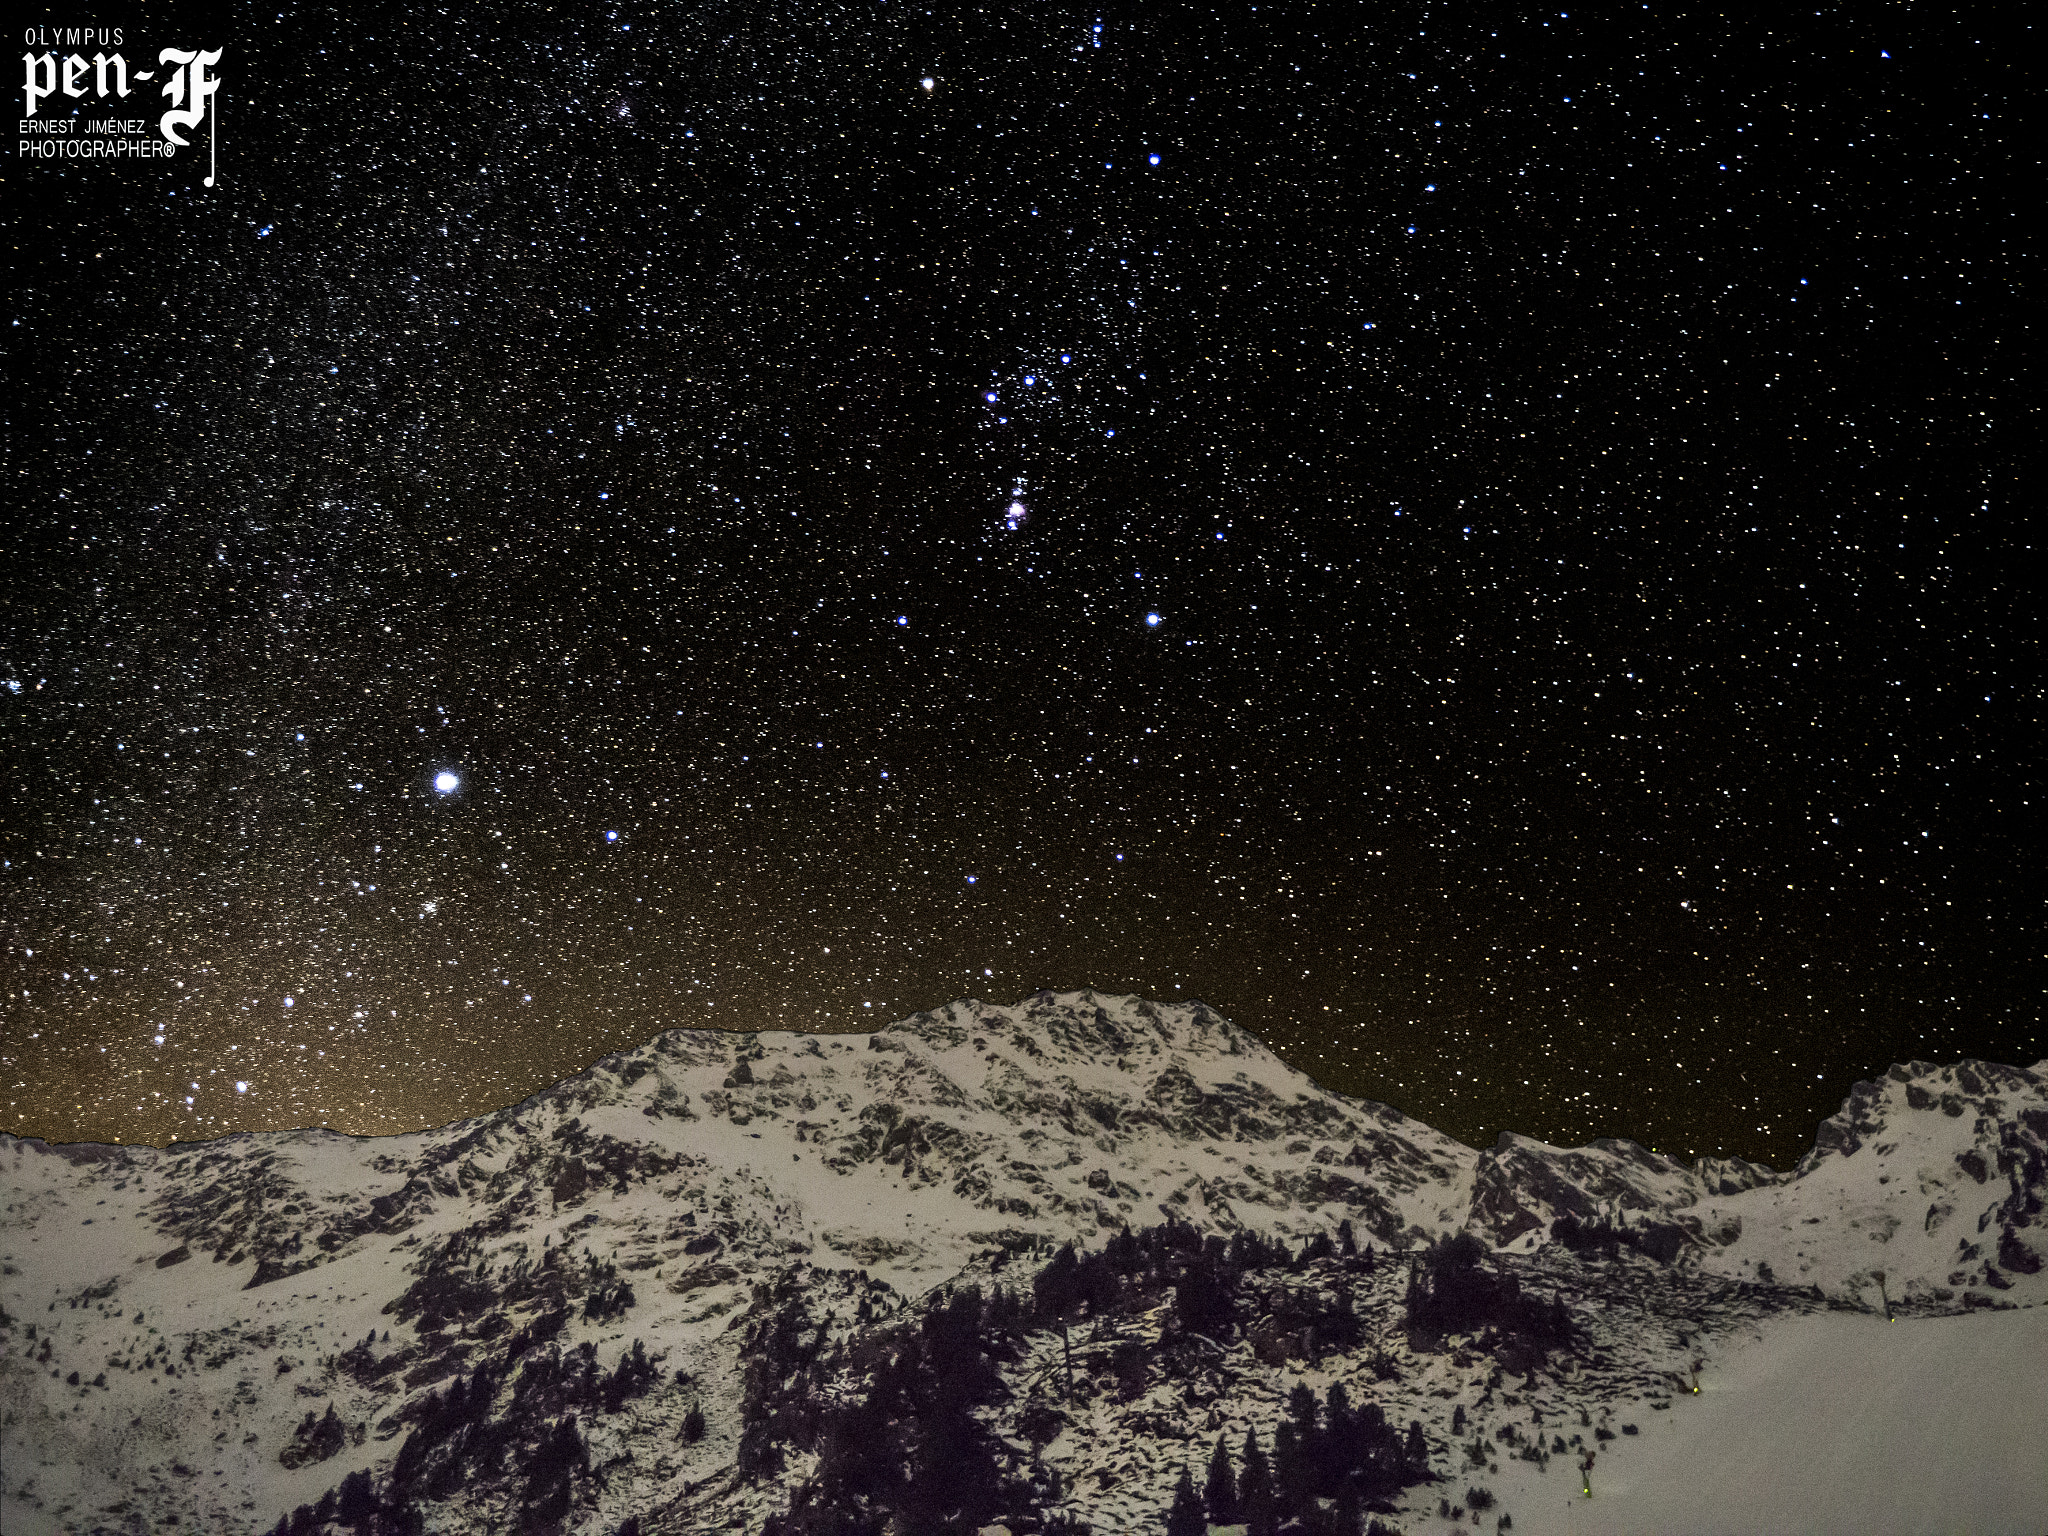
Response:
[[6, 1, 2033, 1167]]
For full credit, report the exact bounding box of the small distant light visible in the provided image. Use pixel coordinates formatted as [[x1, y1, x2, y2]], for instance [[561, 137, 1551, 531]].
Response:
[[434, 771, 459, 793], [966, 875, 978, 884], [985, 391, 998, 403], [1116, 853, 1125, 861], [598, 491, 610, 500], [920, 76, 935, 90], [606, 830, 620, 842], [896, 614, 909, 626], [295, 732, 305, 742], [283, 996, 294, 1008], [235, 1081, 248, 1094], [1145, 612, 1162, 627], [1024, 375, 1036, 385], [1424, 182, 1435, 191], [1060, 353, 1072, 363], [1148, 153, 1160, 165]]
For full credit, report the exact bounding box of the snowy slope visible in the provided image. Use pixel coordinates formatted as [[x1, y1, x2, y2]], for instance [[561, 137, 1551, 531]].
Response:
[[1, 992, 2042, 1535], [1470, 1305, 2048, 1536]]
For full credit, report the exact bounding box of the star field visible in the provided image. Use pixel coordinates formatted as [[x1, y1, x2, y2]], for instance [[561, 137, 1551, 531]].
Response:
[[4, 0, 2033, 1166]]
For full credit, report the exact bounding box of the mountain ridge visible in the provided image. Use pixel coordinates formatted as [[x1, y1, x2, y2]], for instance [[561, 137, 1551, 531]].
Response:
[[3, 991, 2043, 1535]]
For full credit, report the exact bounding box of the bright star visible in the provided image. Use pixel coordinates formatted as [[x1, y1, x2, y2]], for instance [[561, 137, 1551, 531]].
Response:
[[1145, 612, 1162, 627], [434, 771, 459, 793], [606, 830, 620, 843]]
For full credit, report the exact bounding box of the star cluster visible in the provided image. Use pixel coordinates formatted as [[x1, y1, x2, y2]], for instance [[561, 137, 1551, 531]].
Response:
[[4, 0, 2032, 1165]]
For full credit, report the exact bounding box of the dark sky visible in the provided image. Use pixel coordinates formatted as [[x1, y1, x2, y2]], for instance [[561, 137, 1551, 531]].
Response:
[[5, 0, 2033, 1167]]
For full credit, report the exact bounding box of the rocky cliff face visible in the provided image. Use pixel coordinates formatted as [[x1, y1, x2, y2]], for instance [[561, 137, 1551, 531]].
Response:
[[2, 992, 2041, 1535]]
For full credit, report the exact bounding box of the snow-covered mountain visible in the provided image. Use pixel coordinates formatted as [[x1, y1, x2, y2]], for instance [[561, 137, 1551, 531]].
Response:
[[3, 992, 2043, 1536]]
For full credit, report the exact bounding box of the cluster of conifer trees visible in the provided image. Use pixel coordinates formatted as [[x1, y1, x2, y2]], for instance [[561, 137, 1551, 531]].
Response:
[[266, 1217, 1578, 1535], [755, 1278, 1025, 1535], [262, 1333, 659, 1535], [1548, 1213, 1688, 1265], [1037, 1217, 1376, 1352], [1162, 1380, 1426, 1535], [1403, 1232, 1574, 1355], [755, 1218, 1425, 1535]]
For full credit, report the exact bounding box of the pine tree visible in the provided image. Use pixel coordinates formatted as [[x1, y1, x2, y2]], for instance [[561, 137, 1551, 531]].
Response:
[[1204, 1431, 1239, 1524], [1287, 1381, 1320, 1442], [335, 1468, 376, 1524], [1035, 1243, 1084, 1398], [1318, 1381, 1355, 1491], [1273, 1422, 1305, 1520], [1241, 1425, 1278, 1536], [1165, 1465, 1206, 1536], [1175, 1246, 1234, 1339]]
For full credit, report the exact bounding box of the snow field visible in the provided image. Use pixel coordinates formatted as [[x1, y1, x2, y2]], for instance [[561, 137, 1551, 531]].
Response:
[[1462, 1306, 2048, 1536]]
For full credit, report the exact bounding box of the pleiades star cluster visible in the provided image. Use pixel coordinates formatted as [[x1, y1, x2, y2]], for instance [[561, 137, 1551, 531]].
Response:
[[4, 1, 2032, 1166]]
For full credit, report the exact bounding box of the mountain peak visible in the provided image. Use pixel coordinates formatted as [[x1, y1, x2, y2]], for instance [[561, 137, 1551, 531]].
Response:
[[3, 998, 2042, 1535]]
